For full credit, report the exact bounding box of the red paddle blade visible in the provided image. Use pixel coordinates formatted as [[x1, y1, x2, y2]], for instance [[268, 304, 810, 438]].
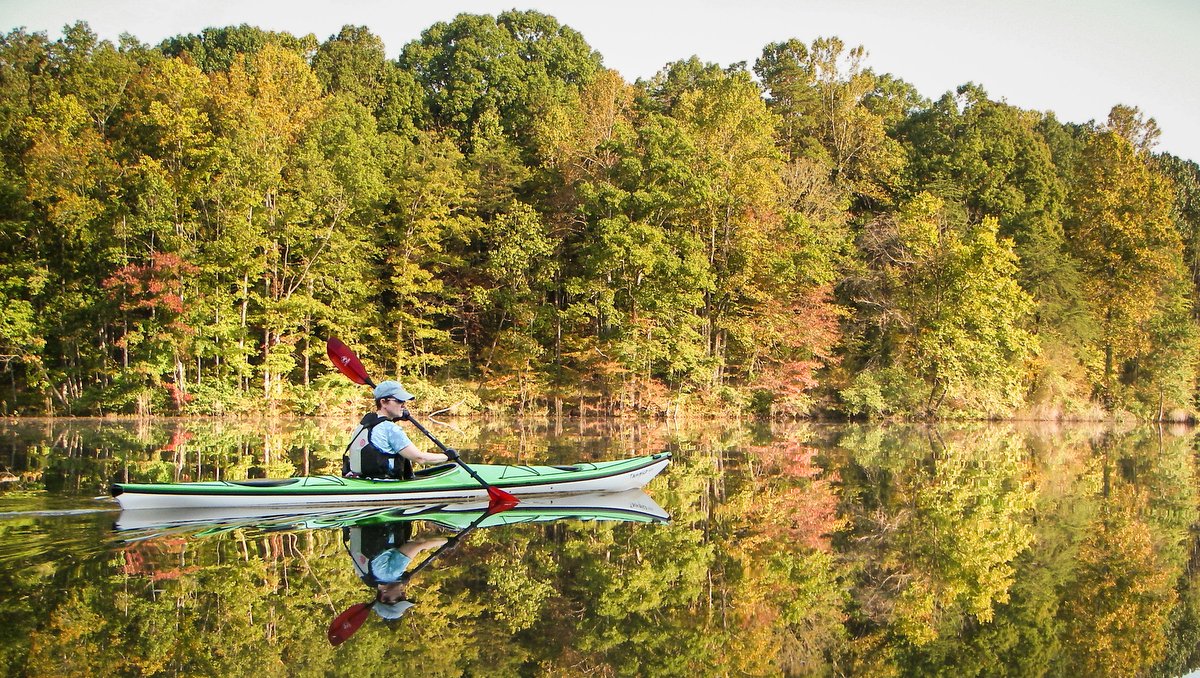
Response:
[[328, 602, 373, 646], [327, 337, 373, 387], [486, 487, 520, 513]]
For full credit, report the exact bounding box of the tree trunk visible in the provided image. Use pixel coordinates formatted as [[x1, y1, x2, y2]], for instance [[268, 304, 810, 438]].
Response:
[[263, 327, 271, 400], [240, 273, 249, 394]]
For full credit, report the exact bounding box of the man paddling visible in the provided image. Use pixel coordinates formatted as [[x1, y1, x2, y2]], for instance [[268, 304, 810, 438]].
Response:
[[342, 380, 449, 479]]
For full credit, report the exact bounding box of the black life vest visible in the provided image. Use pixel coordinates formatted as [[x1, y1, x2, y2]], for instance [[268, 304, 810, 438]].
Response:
[[342, 413, 413, 479], [343, 522, 414, 586]]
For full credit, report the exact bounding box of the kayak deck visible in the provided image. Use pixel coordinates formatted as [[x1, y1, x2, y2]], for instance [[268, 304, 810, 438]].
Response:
[[111, 453, 671, 509]]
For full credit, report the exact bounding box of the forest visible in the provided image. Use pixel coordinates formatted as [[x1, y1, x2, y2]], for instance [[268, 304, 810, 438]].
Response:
[[1, 12, 1198, 419]]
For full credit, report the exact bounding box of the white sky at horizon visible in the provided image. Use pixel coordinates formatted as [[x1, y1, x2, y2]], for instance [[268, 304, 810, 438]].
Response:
[[2, 0, 1197, 162]]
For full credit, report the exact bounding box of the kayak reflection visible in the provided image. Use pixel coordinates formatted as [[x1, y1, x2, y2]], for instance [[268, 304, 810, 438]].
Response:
[[113, 489, 669, 537], [114, 490, 670, 645]]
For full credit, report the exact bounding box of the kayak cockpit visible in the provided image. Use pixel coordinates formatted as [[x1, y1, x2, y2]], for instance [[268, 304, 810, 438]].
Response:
[[412, 463, 458, 478], [227, 479, 301, 487]]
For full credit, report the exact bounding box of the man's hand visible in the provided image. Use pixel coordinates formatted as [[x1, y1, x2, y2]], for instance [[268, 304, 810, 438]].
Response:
[[444, 447, 460, 461]]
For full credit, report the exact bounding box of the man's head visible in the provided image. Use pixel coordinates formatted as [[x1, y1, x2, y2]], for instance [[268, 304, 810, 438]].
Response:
[[373, 380, 414, 412], [374, 582, 415, 619]]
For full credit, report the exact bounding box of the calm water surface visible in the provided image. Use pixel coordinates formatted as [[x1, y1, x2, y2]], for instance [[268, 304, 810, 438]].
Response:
[[0, 417, 1198, 677]]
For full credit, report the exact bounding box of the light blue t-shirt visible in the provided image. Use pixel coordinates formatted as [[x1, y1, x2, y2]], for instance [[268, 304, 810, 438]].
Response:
[[369, 420, 414, 455], [368, 549, 413, 582]]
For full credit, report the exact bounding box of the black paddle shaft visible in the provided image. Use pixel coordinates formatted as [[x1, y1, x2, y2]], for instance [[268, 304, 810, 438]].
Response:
[[400, 411, 495, 487]]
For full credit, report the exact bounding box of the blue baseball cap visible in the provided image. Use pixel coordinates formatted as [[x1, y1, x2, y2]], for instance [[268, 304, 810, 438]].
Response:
[[373, 380, 414, 402], [372, 599, 416, 620]]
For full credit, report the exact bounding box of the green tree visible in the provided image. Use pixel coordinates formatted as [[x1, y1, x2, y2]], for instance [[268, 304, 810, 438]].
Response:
[[848, 195, 1035, 415], [158, 24, 316, 74], [894, 85, 1094, 415], [398, 10, 602, 156], [1155, 154, 1200, 318], [373, 131, 475, 377], [311, 25, 425, 135], [641, 62, 799, 389], [897, 85, 1071, 307], [1065, 129, 1190, 408], [19, 32, 130, 410], [755, 37, 904, 205]]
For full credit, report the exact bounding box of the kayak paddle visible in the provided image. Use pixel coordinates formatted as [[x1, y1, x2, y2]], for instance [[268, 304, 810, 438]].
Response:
[[326, 336, 374, 387], [398, 410, 519, 511], [325, 337, 519, 508]]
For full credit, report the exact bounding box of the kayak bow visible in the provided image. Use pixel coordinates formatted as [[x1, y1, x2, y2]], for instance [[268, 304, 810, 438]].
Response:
[[110, 453, 671, 510]]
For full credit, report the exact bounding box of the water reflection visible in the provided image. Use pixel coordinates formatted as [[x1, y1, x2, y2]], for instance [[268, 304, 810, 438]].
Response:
[[1, 419, 1199, 675]]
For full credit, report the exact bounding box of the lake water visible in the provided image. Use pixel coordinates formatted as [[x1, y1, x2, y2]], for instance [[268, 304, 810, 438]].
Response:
[[0, 417, 1197, 676]]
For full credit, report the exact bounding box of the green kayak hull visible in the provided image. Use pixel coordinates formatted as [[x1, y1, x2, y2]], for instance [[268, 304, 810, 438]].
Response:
[[111, 453, 671, 509]]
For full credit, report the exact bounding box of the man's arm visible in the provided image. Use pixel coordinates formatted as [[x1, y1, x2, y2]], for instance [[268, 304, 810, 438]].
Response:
[[398, 538, 449, 559], [377, 422, 449, 464], [395, 442, 450, 464]]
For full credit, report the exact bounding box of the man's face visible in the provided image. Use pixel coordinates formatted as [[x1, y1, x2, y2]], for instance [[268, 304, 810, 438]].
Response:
[[381, 397, 410, 418], [378, 582, 406, 604]]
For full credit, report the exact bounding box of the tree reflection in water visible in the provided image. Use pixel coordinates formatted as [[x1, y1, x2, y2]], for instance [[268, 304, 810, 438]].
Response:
[[0, 419, 1198, 676]]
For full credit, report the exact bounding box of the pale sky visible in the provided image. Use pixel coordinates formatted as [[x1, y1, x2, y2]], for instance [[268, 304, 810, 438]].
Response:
[[2, 0, 1198, 161]]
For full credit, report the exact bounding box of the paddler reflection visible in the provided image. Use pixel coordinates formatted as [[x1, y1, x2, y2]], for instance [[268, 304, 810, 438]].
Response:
[[328, 509, 492, 646], [344, 521, 445, 620]]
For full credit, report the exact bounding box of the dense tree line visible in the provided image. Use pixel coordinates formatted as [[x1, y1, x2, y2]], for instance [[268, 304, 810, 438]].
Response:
[[1, 15, 1198, 418]]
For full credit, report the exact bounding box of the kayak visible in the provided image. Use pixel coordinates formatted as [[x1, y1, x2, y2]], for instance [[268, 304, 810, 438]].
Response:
[[110, 453, 671, 509], [115, 488, 669, 537]]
